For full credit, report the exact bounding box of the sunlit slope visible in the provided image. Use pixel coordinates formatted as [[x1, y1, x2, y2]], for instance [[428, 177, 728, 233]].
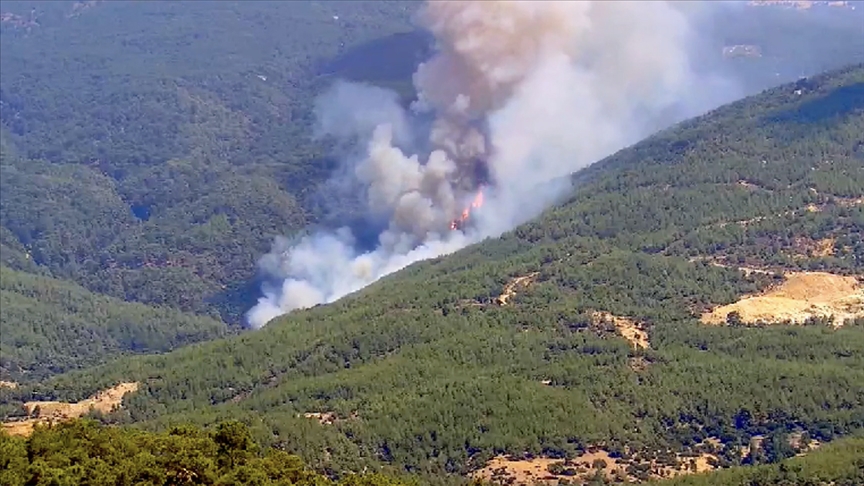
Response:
[[6, 64, 863, 479]]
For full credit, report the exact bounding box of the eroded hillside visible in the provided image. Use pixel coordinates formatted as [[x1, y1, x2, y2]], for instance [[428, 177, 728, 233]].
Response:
[[701, 271, 864, 326], [2, 382, 138, 437]]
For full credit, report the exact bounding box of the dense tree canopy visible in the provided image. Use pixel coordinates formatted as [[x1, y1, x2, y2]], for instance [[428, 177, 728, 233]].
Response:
[[0, 0, 421, 321], [2, 64, 861, 484], [2, 3, 864, 485], [0, 419, 415, 486], [0, 265, 228, 382], [1, 1, 862, 323], [645, 435, 864, 486]]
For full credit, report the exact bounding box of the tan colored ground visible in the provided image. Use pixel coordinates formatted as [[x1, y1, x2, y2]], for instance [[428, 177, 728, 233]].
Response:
[[302, 412, 338, 425], [0, 381, 19, 389], [471, 430, 819, 484], [690, 257, 777, 277], [736, 180, 768, 190], [300, 411, 359, 426], [471, 447, 717, 485], [701, 272, 864, 327], [472, 451, 624, 485], [788, 237, 836, 259], [837, 196, 864, 207], [496, 273, 539, 306], [592, 312, 650, 349], [628, 356, 651, 372], [813, 238, 835, 257], [789, 432, 821, 453], [2, 382, 139, 437]]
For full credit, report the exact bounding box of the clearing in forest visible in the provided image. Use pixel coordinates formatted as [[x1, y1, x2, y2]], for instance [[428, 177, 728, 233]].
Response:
[[300, 411, 359, 426], [2, 382, 139, 437], [592, 311, 650, 349], [839, 196, 864, 207], [496, 272, 539, 305], [0, 381, 19, 389], [788, 237, 836, 258], [471, 447, 717, 485], [701, 272, 864, 327]]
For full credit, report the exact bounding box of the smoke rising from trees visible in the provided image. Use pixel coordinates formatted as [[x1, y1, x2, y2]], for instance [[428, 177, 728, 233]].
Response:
[[246, 0, 738, 329]]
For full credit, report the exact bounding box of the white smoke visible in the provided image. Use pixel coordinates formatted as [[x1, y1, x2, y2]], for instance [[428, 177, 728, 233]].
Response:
[[247, 0, 729, 329]]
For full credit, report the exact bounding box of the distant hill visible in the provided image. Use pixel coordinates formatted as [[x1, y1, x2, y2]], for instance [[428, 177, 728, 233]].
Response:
[[1, 0, 862, 327], [4, 63, 861, 484]]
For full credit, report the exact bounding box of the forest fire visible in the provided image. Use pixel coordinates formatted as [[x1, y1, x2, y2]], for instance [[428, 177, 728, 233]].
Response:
[[450, 188, 485, 231]]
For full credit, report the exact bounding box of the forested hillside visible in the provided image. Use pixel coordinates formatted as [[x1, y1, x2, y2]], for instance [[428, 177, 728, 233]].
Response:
[[644, 433, 864, 486], [2, 2, 864, 485], [1, 419, 862, 486], [0, 0, 420, 321], [0, 419, 414, 486], [3, 64, 861, 485], [1, 1, 862, 325], [0, 266, 227, 383]]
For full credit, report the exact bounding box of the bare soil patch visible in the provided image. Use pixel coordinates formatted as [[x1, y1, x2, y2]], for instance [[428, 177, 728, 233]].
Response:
[[788, 237, 836, 259], [471, 447, 718, 485], [300, 411, 359, 426], [0, 381, 19, 389], [690, 257, 778, 277], [471, 452, 623, 486], [838, 196, 864, 208], [813, 238, 836, 257], [628, 356, 651, 372], [736, 179, 770, 191], [592, 312, 650, 349], [496, 273, 539, 306], [2, 382, 139, 437], [701, 272, 864, 327]]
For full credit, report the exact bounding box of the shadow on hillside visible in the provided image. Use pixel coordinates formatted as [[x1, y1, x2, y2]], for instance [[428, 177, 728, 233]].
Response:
[[765, 82, 864, 126], [208, 278, 266, 329], [315, 30, 433, 105]]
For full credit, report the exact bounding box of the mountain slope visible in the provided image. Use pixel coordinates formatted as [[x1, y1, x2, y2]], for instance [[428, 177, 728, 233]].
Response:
[[645, 433, 864, 486], [1, 1, 863, 327], [0, 0, 418, 322], [5, 64, 862, 482], [0, 265, 227, 383]]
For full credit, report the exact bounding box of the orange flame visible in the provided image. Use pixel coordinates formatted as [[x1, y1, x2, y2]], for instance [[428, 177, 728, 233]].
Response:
[[450, 188, 485, 231]]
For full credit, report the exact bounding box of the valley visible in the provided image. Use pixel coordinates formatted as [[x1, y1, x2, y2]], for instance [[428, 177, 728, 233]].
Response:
[[2, 63, 861, 486], [1, 1, 863, 485]]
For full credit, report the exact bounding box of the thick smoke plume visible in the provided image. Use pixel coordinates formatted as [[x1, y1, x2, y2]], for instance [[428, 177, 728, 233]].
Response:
[[247, 0, 727, 329]]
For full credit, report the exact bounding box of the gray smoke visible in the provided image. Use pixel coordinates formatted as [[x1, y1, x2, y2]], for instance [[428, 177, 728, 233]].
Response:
[[247, 0, 734, 329]]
